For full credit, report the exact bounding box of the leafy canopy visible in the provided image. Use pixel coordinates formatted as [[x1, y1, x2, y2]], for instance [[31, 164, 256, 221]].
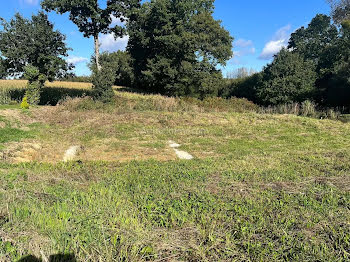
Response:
[[90, 51, 134, 87], [0, 12, 71, 80], [41, 0, 140, 38], [288, 14, 338, 68], [127, 0, 233, 98], [258, 48, 317, 105]]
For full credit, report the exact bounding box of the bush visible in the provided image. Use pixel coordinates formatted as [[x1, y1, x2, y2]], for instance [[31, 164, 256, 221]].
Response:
[[223, 73, 263, 102], [92, 66, 116, 103], [0, 88, 11, 104], [24, 65, 46, 105], [20, 97, 30, 109]]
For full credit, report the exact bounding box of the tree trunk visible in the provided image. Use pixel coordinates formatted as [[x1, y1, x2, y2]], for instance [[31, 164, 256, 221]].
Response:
[[94, 35, 101, 71]]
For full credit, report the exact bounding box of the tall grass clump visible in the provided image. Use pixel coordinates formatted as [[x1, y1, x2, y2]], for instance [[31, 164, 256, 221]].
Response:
[[301, 100, 317, 117], [261, 100, 341, 120]]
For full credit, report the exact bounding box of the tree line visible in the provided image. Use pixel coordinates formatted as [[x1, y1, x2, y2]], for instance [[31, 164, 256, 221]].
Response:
[[0, 0, 349, 109], [227, 11, 350, 109]]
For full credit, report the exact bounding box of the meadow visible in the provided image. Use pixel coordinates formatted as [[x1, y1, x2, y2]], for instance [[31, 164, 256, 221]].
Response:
[[0, 81, 349, 261]]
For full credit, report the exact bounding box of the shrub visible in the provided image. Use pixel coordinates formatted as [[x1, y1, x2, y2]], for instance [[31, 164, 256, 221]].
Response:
[[223, 73, 263, 103], [20, 97, 30, 109], [0, 88, 11, 104], [24, 65, 46, 105], [92, 66, 116, 103]]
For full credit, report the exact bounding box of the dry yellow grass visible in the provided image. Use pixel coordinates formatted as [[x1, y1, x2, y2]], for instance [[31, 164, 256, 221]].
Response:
[[0, 80, 130, 92], [0, 79, 27, 89], [0, 80, 93, 89], [46, 81, 92, 89]]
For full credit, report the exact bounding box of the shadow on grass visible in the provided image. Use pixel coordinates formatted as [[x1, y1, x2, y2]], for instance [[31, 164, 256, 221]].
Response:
[[115, 86, 154, 95], [18, 253, 76, 262], [9, 87, 93, 106]]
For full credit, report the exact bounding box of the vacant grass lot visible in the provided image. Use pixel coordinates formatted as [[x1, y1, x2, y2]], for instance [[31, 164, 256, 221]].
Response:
[[0, 82, 349, 261]]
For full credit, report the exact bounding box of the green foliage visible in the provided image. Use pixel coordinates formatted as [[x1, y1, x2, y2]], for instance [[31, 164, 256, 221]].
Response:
[[41, 0, 141, 70], [0, 88, 11, 105], [1, 85, 93, 106], [128, 0, 233, 97], [257, 49, 317, 105], [0, 57, 6, 79], [24, 65, 46, 105], [59, 75, 92, 83], [20, 97, 29, 109], [324, 20, 350, 107], [288, 14, 338, 67], [223, 73, 263, 102], [327, 0, 350, 24], [90, 51, 134, 87], [41, 0, 140, 38], [287, 14, 350, 108], [223, 14, 349, 110], [92, 66, 116, 103], [0, 12, 71, 80]]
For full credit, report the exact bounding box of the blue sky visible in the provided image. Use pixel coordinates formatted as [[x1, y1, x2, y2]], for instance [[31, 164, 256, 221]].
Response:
[[1, 0, 330, 76]]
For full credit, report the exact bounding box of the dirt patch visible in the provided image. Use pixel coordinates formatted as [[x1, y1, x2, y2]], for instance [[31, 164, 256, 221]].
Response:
[[0, 109, 33, 125], [1, 138, 177, 163]]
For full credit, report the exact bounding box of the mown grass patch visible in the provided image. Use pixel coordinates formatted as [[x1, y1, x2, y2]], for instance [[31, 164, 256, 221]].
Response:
[[0, 116, 36, 150]]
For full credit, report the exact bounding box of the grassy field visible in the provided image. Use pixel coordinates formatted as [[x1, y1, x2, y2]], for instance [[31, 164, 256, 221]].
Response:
[[0, 80, 92, 90], [0, 82, 349, 261]]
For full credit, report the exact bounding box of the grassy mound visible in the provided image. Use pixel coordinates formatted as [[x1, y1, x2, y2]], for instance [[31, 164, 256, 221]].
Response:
[[0, 81, 349, 261]]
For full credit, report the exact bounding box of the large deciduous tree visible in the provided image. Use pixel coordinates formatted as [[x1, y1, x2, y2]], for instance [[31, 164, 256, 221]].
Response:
[[127, 0, 233, 98], [288, 14, 338, 69], [41, 0, 140, 71], [0, 12, 71, 80], [288, 14, 344, 104]]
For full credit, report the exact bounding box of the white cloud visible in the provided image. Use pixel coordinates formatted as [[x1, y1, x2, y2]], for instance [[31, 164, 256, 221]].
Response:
[[235, 39, 254, 48], [67, 56, 88, 65], [23, 0, 39, 5], [110, 15, 126, 27], [233, 38, 256, 57], [259, 24, 292, 60], [99, 33, 129, 52]]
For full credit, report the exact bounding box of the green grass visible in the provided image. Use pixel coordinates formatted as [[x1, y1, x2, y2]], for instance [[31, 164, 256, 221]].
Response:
[[0, 116, 35, 150], [1, 159, 349, 261], [0, 94, 349, 261], [0, 104, 20, 110]]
